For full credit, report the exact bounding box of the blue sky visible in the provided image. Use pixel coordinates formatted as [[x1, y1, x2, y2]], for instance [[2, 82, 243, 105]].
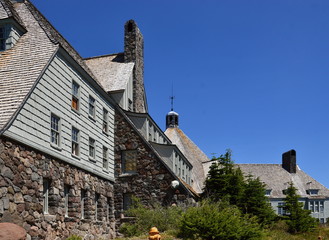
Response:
[[30, 0, 329, 188]]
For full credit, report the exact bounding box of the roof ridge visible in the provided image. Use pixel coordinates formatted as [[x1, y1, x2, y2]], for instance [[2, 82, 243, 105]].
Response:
[[84, 52, 124, 60]]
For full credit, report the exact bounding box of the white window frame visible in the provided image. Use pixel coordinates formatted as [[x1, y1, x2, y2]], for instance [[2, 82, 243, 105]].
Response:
[[71, 127, 80, 157], [64, 185, 70, 217], [103, 146, 109, 170], [103, 108, 109, 134], [89, 137, 96, 160], [50, 114, 60, 147], [88, 95, 96, 118], [71, 81, 80, 112], [43, 179, 49, 214]]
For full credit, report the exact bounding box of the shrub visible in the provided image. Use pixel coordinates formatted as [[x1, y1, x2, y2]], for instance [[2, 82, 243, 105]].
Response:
[[178, 200, 264, 240], [119, 198, 183, 237], [65, 235, 82, 240]]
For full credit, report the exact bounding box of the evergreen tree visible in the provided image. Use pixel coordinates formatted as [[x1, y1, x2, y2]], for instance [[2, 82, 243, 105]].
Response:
[[242, 176, 276, 225], [284, 182, 317, 233], [203, 150, 244, 206]]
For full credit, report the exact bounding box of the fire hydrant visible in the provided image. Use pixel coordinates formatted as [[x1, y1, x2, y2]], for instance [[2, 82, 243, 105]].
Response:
[[149, 227, 161, 240]]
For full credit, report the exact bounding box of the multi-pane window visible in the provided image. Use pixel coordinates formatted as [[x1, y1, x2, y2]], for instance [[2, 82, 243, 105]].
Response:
[[103, 146, 108, 170], [320, 201, 324, 213], [50, 114, 60, 146], [309, 200, 324, 213], [89, 95, 95, 118], [122, 150, 137, 173], [0, 26, 5, 51], [123, 193, 133, 211], [71, 127, 79, 156], [43, 179, 49, 214], [103, 108, 109, 133], [64, 185, 70, 217], [89, 137, 95, 159], [278, 202, 286, 215], [71, 81, 80, 111]]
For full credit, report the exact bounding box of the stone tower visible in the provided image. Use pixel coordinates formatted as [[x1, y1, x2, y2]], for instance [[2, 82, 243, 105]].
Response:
[[124, 20, 147, 113]]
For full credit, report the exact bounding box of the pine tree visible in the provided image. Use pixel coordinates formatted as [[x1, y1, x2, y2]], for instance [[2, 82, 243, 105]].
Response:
[[284, 182, 317, 233]]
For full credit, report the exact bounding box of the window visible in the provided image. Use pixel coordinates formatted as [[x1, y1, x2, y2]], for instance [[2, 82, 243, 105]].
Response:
[[278, 202, 286, 215], [123, 193, 133, 211], [103, 108, 109, 133], [320, 218, 325, 224], [122, 150, 137, 173], [81, 189, 86, 219], [89, 137, 95, 159], [95, 193, 100, 221], [71, 81, 80, 111], [265, 189, 272, 196], [307, 189, 319, 195], [64, 185, 70, 217], [43, 179, 49, 214], [107, 197, 112, 222], [89, 95, 95, 118], [50, 114, 60, 146], [0, 26, 5, 51], [103, 146, 108, 170], [71, 127, 79, 156], [309, 200, 324, 213], [320, 201, 324, 213], [309, 201, 314, 212]]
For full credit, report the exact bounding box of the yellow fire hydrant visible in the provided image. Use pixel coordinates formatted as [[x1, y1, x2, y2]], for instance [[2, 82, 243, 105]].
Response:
[[149, 227, 161, 240]]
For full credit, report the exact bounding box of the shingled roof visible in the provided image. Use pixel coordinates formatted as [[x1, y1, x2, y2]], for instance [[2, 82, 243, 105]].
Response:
[[0, 0, 106, 132], [165, 127, 209, 194], [84, 53, 135, 92], [236, 164, 329, 199]]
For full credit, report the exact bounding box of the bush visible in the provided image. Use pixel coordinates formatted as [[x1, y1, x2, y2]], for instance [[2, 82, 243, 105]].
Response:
[[65, 235, 82, 240], [119, 198, 183, 237], [178, 200, 264, 240]]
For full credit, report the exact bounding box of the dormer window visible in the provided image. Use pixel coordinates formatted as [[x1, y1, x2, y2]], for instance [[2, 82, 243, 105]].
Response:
[[265, 189, 272, 196], [307, 189, 319, 196]]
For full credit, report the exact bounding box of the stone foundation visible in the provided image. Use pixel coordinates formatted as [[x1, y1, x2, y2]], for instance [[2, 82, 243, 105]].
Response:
[[0, 137, 116, 240]]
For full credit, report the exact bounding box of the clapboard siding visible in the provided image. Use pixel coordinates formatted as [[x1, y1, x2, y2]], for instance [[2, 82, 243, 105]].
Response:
[[6, 53, 115, 180]]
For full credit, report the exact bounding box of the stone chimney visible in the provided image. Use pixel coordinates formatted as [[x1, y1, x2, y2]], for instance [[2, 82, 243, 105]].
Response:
[[282, 149, 297, 173], [124, 20, 146, 113]]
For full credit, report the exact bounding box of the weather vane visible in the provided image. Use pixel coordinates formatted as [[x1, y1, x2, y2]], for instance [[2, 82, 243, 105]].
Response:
[[170, 82, 175, 111]]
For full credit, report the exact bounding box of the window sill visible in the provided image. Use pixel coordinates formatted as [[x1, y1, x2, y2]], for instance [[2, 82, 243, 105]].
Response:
[[50, 143, 62, 151], [71, 108, 80, 115], [88, 115, 96, 122], [71, 154, 80, 160], [102, 130, 109, 136], [119, 173, 138, 178], [89, 157, 96, 162], [103, 168, 110, 173]]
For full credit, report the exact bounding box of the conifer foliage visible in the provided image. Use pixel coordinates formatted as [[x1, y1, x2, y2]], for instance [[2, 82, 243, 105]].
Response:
[[283, 182, 317, 233]]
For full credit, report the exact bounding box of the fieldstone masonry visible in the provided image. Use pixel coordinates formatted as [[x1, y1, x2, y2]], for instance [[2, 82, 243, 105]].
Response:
[[0, 137, 115, 240], [114, 111, 193, 224]]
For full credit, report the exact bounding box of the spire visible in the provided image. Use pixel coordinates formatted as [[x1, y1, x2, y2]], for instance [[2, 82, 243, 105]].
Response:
[[166, 89, 179, 129]]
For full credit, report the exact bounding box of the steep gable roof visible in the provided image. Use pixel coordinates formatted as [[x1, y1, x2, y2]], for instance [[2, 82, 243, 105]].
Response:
[[85, 53, 135, 92], [0, 0, 57, 131], [0, 0, 24, 26], [165, 127, 208, 194]]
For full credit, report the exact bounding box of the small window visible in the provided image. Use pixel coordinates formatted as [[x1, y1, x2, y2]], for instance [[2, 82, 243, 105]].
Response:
[[107, 197, 112, 222], [0, 26, 5, 51], [309, 201, 315, 212], [89, 95, 95, 118], [103, 146, 109, 170], [265, 189, 272, 196], [307, 189, 319, 195], [64, 185, 70, 217], [72, 81, 80, 111], [50, 114, 60, 146], [103, 108, 109, 133], [122, 150, 137, 174], [43, 179, 50, 214], [278, 202, 286, 215], [81, 189, 86, 219], [71, 127, 79, 156], [89, 137, 95, 159], [320, 201, 324, 213], [320, 218, 325, 224], [123, 193, 133, 211], [95, 193, 100, 221]]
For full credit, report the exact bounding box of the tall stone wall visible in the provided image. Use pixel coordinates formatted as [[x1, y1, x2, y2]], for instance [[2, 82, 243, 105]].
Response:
[[124, 20, 146, 113], [114, 112, 193, 222], [0, 137, 116, 240]]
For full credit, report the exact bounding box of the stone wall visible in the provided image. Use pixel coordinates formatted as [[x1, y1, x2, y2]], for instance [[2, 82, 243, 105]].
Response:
[[0, 137, 116, 240], [114, 112, 193, 222], [124, 20, 146, 113]]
